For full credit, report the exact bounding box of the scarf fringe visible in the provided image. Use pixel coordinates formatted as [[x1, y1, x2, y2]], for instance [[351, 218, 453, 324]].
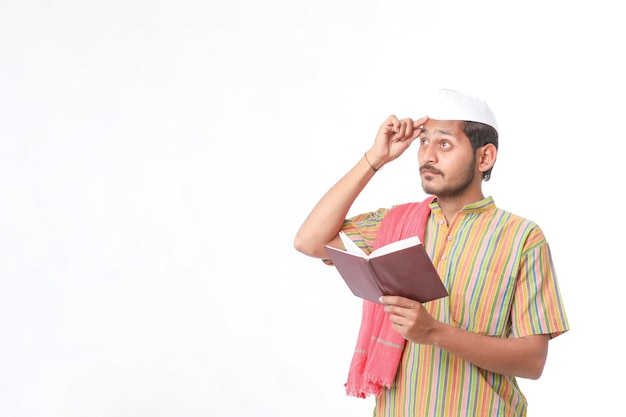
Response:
[[344, 374, 393, 398]]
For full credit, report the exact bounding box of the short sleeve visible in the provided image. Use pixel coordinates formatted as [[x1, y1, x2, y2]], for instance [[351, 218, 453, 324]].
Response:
[[510, 228, 570, 339], [322, 207, 390, 265]]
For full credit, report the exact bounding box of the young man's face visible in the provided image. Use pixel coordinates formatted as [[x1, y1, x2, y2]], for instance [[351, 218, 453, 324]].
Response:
[[417, 119, 479, 198]]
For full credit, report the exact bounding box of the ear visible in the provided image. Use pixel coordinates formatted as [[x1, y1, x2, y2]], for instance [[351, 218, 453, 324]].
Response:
[[477, 143, 497, 174]]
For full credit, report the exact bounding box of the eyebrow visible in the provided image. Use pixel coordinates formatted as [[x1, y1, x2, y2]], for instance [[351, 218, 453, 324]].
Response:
[[421, 128, 454, 137]]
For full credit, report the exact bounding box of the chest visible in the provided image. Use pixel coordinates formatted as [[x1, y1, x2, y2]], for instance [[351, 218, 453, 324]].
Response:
[[424, 213, 526, 334]]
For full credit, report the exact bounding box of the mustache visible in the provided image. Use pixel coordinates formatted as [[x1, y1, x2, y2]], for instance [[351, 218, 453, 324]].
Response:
[[420, 164, 444, 175]]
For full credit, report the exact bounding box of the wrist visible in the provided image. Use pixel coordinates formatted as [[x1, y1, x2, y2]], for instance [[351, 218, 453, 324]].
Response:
[[364, 151, 383, 172], [430, 322, 456, 348]]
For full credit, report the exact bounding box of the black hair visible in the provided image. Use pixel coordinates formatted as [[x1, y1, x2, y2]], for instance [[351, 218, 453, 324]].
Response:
[[462, 121, 499, 181]]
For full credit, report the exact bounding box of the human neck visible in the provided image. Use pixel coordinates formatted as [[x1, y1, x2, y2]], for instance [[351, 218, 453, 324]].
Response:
[[436, 190, 485, 224]]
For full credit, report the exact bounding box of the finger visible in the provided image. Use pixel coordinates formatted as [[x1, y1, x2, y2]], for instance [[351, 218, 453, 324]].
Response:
[[384, 304, 416, 320], [413, 115, 429, 129], [409, 117, 428, 139], [393, 119, 413, 141], [403, 118, 416, 138], [379, 295, 415, 308], [392, 120, 406, 139], [388, 314, 405, 327], [408, 127, 422, 141], [386, 115, 400, 133]]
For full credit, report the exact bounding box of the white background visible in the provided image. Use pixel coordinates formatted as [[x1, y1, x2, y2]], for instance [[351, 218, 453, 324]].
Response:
[[1, 1, 623, 416]]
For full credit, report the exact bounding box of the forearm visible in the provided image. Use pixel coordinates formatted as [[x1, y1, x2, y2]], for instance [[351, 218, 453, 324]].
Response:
[[295, 115, 426, 259], [293, 154, 376, 258], [431, 324, 549, 379]]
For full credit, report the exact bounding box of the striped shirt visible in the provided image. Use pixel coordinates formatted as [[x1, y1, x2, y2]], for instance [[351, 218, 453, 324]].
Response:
[[334, 196, 569, 417]]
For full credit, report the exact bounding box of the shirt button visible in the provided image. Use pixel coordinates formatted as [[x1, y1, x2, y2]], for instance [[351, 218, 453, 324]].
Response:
[[447, 235, 453, 241], [439, 219, 445, 225], [441, 254, 447, 260]]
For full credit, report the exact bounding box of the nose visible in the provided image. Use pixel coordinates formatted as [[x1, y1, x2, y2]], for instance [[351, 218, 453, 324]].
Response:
[[419, 143, 437, 165]]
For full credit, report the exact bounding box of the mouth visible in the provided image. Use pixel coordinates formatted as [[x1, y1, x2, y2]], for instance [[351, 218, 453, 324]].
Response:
[[420, 168, 442, 176]]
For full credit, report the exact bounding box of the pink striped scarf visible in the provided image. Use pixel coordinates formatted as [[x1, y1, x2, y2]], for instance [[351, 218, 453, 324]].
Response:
[[344, 196, 435, 398]]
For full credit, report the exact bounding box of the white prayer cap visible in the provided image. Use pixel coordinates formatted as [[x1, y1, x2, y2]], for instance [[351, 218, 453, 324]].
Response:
[[425, 88, 498, 132]]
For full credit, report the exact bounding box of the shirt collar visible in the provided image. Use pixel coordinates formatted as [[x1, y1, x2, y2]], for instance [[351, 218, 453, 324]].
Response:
[[429, 196, 496, 214]]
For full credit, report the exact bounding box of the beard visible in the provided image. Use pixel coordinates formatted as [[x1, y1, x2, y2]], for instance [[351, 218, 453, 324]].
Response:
[[421, 156, 476, 198]]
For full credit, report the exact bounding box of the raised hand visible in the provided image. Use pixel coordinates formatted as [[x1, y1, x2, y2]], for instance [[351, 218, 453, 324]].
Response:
[[365, 115, 429, 170]]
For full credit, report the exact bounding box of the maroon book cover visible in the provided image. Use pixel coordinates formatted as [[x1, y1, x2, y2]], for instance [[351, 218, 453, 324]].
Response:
[[325, 234, 448, 304]]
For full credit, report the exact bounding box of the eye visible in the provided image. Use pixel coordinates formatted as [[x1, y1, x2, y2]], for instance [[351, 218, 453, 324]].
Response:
[[420, 137, 429, 145], [441, 141, 451, 149]]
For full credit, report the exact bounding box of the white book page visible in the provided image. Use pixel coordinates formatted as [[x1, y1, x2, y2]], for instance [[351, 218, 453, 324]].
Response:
[[370, 236, 421, 258], [339, 232, 420, 259], [338, 231, 367, 258]]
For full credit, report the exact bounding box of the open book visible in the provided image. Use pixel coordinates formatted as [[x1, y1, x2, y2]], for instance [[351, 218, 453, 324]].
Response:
[[324, 232, 448, 304]]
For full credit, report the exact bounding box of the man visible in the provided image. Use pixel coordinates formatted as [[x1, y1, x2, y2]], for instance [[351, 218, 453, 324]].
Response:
[[293, 89, 569, 416]]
